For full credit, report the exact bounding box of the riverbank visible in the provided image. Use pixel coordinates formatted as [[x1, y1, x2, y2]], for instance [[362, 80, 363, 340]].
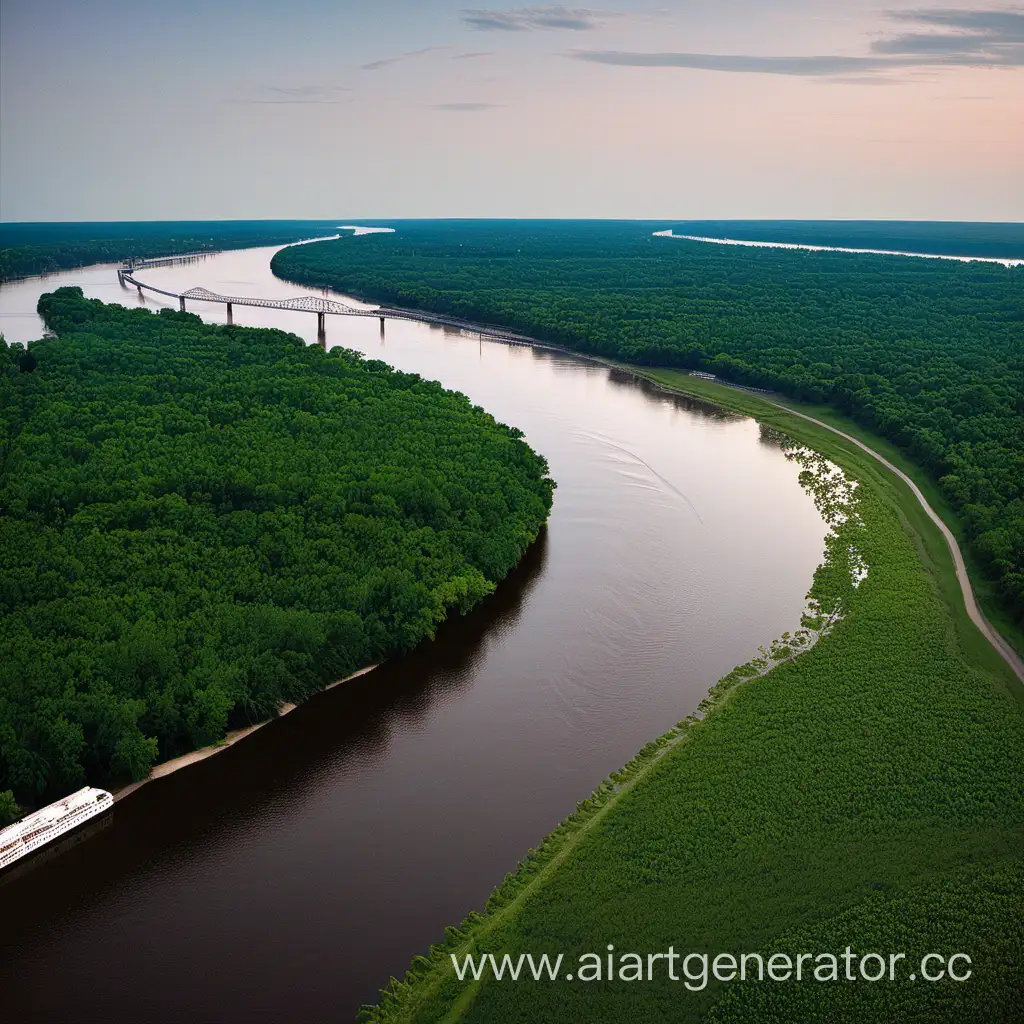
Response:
[[634, 369, 1024, 678], [113, 665, 380, 802]]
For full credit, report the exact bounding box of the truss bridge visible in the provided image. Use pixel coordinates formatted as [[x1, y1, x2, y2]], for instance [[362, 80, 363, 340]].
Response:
[[117, 256, 538, 346]]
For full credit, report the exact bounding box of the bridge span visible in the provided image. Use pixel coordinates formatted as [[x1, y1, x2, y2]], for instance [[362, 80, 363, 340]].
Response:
[[118, 256, 537, 345]]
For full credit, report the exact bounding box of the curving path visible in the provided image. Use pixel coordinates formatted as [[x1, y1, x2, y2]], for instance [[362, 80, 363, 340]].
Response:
[[761, 398, 1024, 684]]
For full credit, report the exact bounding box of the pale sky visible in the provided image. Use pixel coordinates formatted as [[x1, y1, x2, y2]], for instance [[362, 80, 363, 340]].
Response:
[[1, 1, 1021, 221]]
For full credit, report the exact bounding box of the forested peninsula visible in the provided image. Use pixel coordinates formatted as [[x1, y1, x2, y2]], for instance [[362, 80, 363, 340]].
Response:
[[0, 220, 338, 282], [271, 221, 1024, 630], [0, 288, 553, 815]]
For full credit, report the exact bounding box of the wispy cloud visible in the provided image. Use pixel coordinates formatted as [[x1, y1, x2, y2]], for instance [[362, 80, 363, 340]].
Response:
[[452, 51, 497, 59], [872, 6, 1024, 59], [228, 84, 352, 105], [569, 6, 1024, 81], [265, 85, 352, 97], [571, 51, 902, 76], [432, 102, 503, 111], [889, 7, 1024, 38], [817, 74, 919, 87], [461, 5, 610, 31], [228, 99, 348, 105], [362, 45, 449, 71]]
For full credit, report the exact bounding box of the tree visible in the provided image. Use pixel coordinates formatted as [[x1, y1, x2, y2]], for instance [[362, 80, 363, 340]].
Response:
[[0, 788, 21, 827]]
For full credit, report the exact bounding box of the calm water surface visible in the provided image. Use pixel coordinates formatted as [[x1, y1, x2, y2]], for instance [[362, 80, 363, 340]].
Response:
[[0, 245, 828, 1022]]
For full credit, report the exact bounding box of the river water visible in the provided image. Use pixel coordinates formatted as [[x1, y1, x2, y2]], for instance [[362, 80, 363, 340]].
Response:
[[0, 244, 828, 1022]]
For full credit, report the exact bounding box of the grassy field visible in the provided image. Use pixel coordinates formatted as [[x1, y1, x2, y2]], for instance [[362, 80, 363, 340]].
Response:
[[361, 371, 1024, 1024]]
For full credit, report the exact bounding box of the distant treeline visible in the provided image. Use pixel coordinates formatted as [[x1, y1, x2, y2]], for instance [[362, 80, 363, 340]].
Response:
[[271, 221, 1024, 624], [0, 220, 339, 282], [0, 288, 553, 810], [666, 219, 1024, 259]]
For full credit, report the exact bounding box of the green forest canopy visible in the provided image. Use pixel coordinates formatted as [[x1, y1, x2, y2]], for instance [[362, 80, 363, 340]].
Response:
[[0, 288, 553, 808], [271, 221, 1024, 626]]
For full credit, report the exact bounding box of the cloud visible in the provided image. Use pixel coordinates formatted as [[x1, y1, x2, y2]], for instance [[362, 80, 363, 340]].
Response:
[[461, 5, 607, 31], [227, 99, 347, 105], [432, 102, 503, 111], [361, 45, 449, 71], [227, 84, 352, 105], [816, 74, 917, 86], [872, 32, 992, 53], [265, 85, 352, 97], [889, 8, 1024, 38], [569, 7, 1024, 81], [571, 51, 903, 75], [452, 51, 497, 59], [871, 6, 1024, 60]]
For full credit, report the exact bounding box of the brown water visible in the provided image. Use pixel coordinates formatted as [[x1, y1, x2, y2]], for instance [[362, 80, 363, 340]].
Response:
[[0, 244, 828, 1023]]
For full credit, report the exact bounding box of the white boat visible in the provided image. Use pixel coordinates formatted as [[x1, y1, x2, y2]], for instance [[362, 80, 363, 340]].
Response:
[[0, 787, 113, 872]]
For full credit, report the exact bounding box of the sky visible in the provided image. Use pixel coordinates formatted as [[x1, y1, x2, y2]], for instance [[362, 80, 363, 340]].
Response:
[[1, 0, 1022, 222]]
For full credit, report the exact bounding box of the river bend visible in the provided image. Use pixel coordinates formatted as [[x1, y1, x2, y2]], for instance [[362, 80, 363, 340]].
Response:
[[0, 244, 828, 1022]]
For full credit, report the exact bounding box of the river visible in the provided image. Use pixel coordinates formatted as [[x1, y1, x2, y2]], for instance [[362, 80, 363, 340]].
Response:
[[0, 243, 828, 1022]]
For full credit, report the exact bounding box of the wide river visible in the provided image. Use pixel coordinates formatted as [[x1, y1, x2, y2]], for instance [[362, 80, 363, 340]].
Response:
[[0, 243, 828, 1022]]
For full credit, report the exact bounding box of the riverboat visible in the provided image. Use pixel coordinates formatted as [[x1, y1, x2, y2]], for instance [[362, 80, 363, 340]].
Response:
[[0, 787, 113, 873]]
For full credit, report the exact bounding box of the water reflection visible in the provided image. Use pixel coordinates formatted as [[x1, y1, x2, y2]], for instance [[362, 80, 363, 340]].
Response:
[[604, 366, 744, 423]]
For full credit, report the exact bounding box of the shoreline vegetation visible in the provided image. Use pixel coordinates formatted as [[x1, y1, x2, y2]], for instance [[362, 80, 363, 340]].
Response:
[[112, 663, 379, 802], [637, 370, 1024, 670], [0, 287, 554, 816]]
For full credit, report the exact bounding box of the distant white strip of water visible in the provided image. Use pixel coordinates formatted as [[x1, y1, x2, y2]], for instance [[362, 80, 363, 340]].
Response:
[[652, 229, 1023, 267], [336, 225, 396, 236]]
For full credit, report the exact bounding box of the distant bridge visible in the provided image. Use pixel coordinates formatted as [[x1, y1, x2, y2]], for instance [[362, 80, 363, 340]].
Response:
[[123, 251, 223, 271], [118, 256, 537, 344]]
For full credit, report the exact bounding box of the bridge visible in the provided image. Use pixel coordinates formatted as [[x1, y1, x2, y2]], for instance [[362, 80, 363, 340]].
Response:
[[117, 257, 537, 345], [123, 251, 222, 271]]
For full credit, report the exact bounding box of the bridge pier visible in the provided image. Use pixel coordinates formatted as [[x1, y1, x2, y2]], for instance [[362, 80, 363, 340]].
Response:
[[179, 296, 186, 312], [226, 302, 233, 325], [379, 316, 386, 336], [317, 311, 326, 334]]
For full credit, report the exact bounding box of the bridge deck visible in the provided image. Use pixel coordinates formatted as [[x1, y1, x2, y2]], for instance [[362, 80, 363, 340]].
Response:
[[119, 258, 538, 346]]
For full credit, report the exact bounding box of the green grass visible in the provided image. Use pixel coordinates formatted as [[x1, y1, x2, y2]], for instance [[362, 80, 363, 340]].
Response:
[[361, 372, 1024, 1024]]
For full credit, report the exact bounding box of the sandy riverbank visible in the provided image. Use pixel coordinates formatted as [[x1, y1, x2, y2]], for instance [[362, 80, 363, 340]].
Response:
[[113, 664, 379, 803]]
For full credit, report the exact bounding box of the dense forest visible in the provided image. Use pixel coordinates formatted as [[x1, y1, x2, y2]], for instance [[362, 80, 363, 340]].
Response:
[[272, 222, 1024, 625], [0, 288, 553, 816], [0, 220, 339, 282]]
